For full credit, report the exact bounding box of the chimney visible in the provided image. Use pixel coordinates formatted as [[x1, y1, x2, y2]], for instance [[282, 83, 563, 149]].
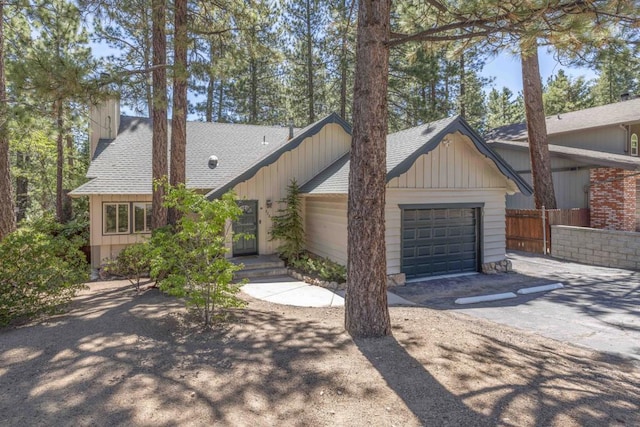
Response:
[[89, 97, 120, 158], [288, 118, 294, 140]]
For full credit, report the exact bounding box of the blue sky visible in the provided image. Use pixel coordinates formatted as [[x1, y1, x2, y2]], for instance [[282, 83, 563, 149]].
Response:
[[481, 46, 597, 94]]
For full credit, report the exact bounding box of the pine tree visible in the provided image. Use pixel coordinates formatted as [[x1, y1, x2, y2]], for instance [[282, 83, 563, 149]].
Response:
[[269, 179, 305, 261], [0, 1, 15, 239], [543, 69, 594, 115], [486, 87, 525, 130], [89, 0, 154, 115], [591, 43, 640, 105], [282, 0, 329, 125], [12, 0, 96, 222]]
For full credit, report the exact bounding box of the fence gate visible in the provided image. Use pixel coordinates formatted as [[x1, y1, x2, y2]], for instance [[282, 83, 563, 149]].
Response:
[[506, 208, 590, 254]]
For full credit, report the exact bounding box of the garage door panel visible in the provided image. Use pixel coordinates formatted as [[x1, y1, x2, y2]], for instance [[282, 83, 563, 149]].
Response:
[[402, 207, 479, 279]]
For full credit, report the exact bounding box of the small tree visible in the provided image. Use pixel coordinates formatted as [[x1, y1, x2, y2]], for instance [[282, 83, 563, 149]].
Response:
[[269, 179, 305, 262], [150, 184, 245, 327]]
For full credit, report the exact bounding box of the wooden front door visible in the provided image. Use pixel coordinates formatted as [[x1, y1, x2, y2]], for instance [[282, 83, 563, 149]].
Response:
[[233, 200, 258, 256]]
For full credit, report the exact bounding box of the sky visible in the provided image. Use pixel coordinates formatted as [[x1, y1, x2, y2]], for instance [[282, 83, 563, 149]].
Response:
[[480, 46, 598, 95]]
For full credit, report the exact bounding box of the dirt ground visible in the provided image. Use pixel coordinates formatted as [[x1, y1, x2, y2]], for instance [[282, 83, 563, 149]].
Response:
[[1, 280, 639, 426]]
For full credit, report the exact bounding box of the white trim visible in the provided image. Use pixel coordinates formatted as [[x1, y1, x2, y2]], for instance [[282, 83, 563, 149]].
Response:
[[103, 202, 130, 235]]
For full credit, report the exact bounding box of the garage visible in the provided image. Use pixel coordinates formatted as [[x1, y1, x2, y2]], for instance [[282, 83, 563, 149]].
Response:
[[401, 206, 480, 279]]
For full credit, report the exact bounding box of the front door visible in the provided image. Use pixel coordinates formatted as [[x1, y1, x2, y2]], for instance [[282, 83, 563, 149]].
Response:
[[233, 200, 258, 256]]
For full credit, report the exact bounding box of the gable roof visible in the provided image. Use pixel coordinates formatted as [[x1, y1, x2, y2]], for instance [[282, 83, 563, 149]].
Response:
[[300, 115, 532, 196], [486, 97, 640, 141], [204, 113, 351, 199], [489, 139, 640, 171], [70, 116, 309, 196]]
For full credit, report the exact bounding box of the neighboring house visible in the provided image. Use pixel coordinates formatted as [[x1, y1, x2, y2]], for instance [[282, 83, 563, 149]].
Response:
[[72, 99, 531, 280], [486, 97, 640, 232]]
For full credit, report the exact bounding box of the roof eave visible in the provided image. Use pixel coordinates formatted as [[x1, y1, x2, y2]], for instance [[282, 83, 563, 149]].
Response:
[[206, 112, 352, 200], [387, 116, 533, 196]]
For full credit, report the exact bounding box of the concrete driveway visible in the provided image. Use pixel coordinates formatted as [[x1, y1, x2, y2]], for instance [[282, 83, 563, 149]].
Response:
[[391, 251, 640, 363]]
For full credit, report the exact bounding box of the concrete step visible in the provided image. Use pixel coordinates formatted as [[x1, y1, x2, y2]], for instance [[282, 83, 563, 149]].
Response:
[[233, 260, 285, 270], [235, 267, 289, 280]]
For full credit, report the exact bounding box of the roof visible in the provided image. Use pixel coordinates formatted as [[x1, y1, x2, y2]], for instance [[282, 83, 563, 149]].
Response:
[[485, 97, 640, 141], [489, 139, 640, 171], [70, 115, 339, 196], [204, 113, 352, 199], [301, 115, 533, 196]]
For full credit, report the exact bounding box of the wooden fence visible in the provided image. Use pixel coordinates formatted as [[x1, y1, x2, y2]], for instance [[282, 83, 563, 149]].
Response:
[[506, 208, 590, 253]]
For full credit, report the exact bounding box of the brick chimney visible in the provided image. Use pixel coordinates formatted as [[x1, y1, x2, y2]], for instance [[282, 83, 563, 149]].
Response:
[[89, 98, 120, 158]]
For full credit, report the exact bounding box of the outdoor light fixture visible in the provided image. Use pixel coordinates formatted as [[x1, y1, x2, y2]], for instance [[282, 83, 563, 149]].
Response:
[[208, 155, 219, 169], [266, 199, 273, 208]]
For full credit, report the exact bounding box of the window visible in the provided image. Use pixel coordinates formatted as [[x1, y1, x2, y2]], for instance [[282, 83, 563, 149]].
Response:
[[631, 133, 638, 157], [133, 203, 152, 233], [103, 203, 129, 234]]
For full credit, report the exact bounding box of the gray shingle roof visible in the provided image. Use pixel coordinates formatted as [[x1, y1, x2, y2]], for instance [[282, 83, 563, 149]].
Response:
[[486, 97, 640, 141], [205, 112, 352, 199], [71, 116, 299, 195], [489, 139, 640, 171], [301, 115, 532, 196]]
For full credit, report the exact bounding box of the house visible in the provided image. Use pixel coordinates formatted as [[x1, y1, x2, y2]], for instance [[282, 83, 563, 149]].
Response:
[[486, 97, 640, 232], [71, 99, 531, 280]]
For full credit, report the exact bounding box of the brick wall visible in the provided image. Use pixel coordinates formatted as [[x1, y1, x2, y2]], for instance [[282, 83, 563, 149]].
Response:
[[589, 168, 637, 231], [551, 225, 640, 270]]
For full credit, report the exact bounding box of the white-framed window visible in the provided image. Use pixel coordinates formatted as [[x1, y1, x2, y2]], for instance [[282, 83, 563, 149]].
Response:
[[631, 133, 638, 157], [103, 203, 130, 234], [133, 203, 152, 233]]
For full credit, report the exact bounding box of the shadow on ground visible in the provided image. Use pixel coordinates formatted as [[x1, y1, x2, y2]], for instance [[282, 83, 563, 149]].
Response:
[[0, 283, 351, 425], [1, 278, 638, 426], [390, 317, 640, 426]]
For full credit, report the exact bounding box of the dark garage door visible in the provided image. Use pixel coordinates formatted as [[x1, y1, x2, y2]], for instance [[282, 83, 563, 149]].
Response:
[[402, 207, 479, 279]]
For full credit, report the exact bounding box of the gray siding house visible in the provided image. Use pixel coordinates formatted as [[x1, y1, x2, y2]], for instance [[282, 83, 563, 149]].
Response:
[[72, 100, 531, 280], [487, 97, 640, 231]]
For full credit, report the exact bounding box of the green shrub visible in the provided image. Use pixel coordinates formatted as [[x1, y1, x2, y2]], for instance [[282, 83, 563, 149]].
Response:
[[150, 185, 246, 327], [103, 243, 151, 291], [269, 179, 305, 261], [290, 254, 347, 283], [0, 216, 89, 326]]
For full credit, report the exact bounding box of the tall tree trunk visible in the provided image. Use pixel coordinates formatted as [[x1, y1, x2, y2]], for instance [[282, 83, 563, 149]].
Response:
[[0, 10, 13, 237], [217, 79, 224, 122], [168, 0, 187, 226], [55, 99, 65, 222], [205, 42, 215, 122], [151, 0, 168, 229], [338, 0, 355, 120], [15, 153, 29, 223], [521, 43, 557, 209], [346, 0, 392, 338], [250, 58, 258, 123], [305, 0, 314, 123], [459, 53, 466, 118]]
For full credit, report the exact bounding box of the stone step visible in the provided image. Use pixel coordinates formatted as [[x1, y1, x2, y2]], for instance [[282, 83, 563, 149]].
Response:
[[235, 267, 289, 280]]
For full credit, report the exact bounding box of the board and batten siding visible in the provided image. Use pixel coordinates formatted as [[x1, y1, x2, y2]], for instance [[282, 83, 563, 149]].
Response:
[[303, 133, 513, 275], [304, 196, 348, 265], [232, 123, 351, 255], [493, 147, 590, 209], [89, 194, 152, 266], [385, 134, 511, 274]]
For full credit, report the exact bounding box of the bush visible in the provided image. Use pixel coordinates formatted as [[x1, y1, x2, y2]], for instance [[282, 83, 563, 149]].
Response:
[[150, 185, 246, 327], [290, 254, 347, 283], [0, 216, 89, 326], [103, 243, 151, 291]]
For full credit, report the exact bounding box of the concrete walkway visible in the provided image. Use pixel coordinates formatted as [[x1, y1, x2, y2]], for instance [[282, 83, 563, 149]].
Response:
[[242, 276, 415, 308]]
